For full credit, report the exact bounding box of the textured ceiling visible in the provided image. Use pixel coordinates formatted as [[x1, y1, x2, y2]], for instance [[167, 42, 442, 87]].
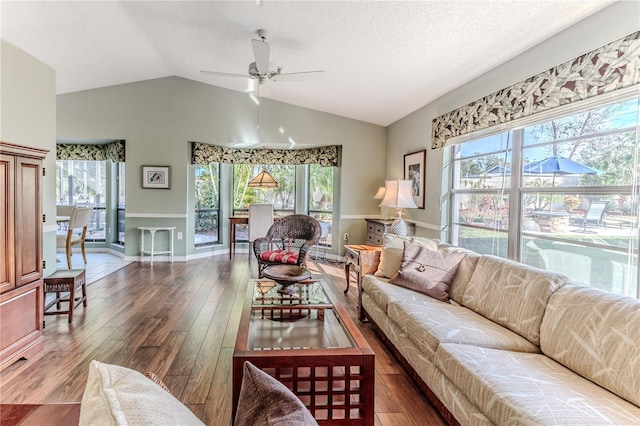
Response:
[[1, 1, 613, 126]]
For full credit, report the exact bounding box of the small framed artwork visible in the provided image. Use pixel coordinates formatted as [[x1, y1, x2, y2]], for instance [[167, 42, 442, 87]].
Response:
[[404, 150, 426, 209], [142, 165, 171, 189]]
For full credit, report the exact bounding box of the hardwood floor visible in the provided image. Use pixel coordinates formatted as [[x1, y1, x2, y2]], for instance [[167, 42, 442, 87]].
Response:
[[0, 254, 446, 426]]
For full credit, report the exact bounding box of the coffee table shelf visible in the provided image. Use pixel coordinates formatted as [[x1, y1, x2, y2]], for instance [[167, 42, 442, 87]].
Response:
[[233, 278, 375, 425]]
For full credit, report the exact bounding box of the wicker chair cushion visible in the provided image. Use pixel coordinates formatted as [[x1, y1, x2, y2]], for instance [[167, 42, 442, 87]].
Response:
[[260, 250, 299, 264]]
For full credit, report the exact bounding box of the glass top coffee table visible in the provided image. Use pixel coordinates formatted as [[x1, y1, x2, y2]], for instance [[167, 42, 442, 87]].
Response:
[[233, 278, 375, 425]]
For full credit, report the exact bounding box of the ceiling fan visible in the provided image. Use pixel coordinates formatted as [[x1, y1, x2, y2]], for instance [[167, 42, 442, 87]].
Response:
[[201, 29, 323, 86]]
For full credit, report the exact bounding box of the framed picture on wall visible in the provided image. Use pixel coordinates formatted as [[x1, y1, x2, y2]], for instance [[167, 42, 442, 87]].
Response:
[[404, 150, 425, 209], [142, 165, 171, 189]]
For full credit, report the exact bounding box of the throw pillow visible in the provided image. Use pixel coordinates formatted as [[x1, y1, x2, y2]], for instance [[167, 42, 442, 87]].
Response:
[[390, 241, 465, 302], [79, 360, 204, 426], [234, 361, 318, 426], [374, 234, 438, 278]]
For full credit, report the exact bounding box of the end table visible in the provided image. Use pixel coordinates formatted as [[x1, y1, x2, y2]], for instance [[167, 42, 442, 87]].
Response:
[[344, 244, 382, 294]]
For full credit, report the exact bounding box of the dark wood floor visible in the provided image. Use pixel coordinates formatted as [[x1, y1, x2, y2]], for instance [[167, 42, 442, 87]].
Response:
[[0, 254, 446, 426]]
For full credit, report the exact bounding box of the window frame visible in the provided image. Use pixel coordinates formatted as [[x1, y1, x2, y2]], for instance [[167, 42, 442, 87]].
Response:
[[446, 91, 640, 298]]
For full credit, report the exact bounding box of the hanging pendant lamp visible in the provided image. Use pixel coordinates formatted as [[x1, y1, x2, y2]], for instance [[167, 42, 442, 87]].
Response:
[[248, 168, 279, 188]]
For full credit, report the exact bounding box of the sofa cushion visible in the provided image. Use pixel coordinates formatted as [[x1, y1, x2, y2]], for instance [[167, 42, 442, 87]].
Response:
[[362, 274, 441, 314], [234, 361, 318, 426], [374, 234, 438, 278], [447, 253, 481, 305], [79, 360, 204, 426], [461, 255, 568, 345], [387, 298, 540, 360], [389, 241, 464, 302], [540, 284, 640, 407], [434, 343, 640, 425]]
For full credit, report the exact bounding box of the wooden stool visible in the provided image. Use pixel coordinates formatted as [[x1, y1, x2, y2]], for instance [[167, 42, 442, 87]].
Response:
[[43, 269, 87, 324]]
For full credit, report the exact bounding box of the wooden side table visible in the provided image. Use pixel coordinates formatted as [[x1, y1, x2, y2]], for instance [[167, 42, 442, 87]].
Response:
[[344, 244, 382, 295], [43, 269, 87, 324], [229, 216, 249, 258]]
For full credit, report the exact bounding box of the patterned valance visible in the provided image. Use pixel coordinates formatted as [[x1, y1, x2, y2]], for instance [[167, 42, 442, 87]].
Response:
[[431, 31, 640, 149], [191, 142, 341, 167], [56, 140, 126, 162]]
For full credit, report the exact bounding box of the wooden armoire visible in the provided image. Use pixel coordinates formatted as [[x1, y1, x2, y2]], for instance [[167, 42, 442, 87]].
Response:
[[0, 141, 48, 371]]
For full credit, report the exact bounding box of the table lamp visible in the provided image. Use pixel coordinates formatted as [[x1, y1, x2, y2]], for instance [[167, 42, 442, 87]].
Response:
[[379, 180, 417, 236]]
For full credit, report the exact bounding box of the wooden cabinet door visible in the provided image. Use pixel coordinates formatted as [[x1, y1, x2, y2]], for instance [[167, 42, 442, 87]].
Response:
[[0, 154, 16, 294], [14, 156, 42, 288]]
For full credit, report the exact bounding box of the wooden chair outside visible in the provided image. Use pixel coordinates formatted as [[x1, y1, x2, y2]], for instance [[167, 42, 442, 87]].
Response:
[[56, 207, 92, 269], [253, 214, 321, 277]]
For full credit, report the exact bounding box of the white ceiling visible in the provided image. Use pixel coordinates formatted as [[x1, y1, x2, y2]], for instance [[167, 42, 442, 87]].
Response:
[[1, 1, 614, 126]]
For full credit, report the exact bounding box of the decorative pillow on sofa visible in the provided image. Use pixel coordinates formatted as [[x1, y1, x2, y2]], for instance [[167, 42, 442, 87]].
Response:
[[234, 361, 318, 426], [79, 360, 204, 426], [389, 241, 465, 302], [374, 234, 439, 278]]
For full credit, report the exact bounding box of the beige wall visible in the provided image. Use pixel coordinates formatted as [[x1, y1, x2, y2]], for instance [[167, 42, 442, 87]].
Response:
[[1, 40, 57, 275], [386, 1, 640, 240], [56, 77, 386, 256]]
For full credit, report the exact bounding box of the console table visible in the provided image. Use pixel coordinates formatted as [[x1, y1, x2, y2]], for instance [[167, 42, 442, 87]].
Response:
[[137, 226, 175, 265]]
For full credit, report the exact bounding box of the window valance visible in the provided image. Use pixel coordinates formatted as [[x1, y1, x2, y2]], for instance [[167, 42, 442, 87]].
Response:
[[190, 142, 341, 167], [56, 140, 126, 162], [431, 31, 640, 149]]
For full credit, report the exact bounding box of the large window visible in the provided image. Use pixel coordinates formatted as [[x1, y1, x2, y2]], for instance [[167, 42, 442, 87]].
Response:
[[309, 164, 334, 248], [56, 160, 107, 242], [449, 96, 639, 298], [194, 164, 220, 247], [116, 162, 125, 245], [233, 164, 296, 216]]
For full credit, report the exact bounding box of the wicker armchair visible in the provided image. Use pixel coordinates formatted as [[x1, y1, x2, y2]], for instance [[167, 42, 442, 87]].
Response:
[[253, 214, 322, 277]]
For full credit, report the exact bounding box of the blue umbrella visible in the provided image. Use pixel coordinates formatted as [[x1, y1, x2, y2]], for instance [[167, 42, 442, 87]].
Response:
[[523, 155, 600, 175]]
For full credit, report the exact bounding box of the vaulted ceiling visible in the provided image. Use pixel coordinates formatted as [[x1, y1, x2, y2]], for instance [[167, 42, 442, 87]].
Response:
[[1, 1, 613, 126]]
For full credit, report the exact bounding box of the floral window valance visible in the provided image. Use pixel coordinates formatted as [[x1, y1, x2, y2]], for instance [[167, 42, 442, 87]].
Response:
[[431, 31, 640, 149], [191, 142, 341, 167], [56, 140, 126, 162]]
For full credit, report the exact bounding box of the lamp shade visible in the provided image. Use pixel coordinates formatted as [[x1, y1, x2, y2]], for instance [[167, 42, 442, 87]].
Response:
[[248, 168, 279, 188], [379, 180, 417, 209], [373, 186, 386, 200]]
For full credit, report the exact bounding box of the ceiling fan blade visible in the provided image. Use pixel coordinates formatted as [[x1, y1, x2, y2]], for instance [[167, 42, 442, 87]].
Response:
[[201, 70, 248, 78], [251, 39, 270, 75], [273, 70, 324, 82]]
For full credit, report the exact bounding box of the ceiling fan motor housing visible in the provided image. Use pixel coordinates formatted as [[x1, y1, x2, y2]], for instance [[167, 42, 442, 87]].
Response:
[[248, 61, 281, 84]]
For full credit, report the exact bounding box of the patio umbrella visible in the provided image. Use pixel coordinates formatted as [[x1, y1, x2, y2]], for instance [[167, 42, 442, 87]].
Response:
[[523, 155, 600, 175]]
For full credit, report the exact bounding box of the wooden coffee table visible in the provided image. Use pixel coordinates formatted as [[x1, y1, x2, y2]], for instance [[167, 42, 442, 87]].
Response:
[[233, 278, 375, 425]]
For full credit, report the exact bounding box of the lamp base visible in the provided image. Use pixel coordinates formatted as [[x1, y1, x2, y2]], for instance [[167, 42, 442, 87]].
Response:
[[390, 217, 409, 236]]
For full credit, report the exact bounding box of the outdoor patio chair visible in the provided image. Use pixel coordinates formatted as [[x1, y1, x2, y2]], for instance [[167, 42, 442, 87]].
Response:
[[253, 214, 321, 278], [580, 201, 609, 231]]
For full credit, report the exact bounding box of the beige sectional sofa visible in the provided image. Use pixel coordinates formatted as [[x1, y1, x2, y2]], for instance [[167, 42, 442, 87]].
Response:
[[359, 234, 640, 425]]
